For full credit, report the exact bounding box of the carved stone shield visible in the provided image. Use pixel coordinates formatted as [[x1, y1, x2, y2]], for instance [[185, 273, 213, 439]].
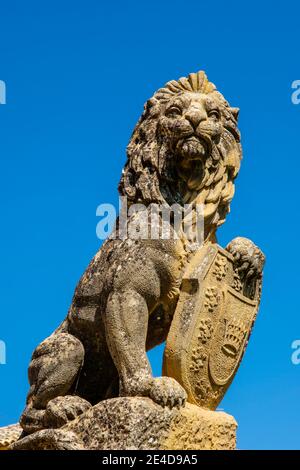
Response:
[[163, 242, 262, 410]]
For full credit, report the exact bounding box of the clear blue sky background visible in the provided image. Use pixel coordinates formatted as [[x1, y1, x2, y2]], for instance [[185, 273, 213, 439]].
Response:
[[0, 0, 299, 450]]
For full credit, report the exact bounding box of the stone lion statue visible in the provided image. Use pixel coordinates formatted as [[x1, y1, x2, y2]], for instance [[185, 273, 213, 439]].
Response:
[[18, 71, 263, 435]]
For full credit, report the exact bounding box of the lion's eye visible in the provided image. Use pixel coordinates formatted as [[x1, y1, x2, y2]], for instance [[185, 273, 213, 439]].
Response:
[[166, 106, 182, 117], [208, 110, 220, 120]]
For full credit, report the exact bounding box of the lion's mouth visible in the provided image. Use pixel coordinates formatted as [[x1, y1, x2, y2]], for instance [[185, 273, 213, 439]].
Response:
[[176, 135, 211, 164]]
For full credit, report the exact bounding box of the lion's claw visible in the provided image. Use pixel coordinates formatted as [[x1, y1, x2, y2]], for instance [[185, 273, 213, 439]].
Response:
[[149, 377, 187, 409], [44, 396, 91, 428], [226, 237, 265, 281]]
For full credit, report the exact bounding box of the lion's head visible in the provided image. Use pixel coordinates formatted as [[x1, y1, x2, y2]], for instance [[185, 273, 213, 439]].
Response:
[[119, 71, 242, 232]]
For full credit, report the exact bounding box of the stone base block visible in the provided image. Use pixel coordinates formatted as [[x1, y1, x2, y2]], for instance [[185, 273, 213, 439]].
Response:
[[11, 397, 237, 450]]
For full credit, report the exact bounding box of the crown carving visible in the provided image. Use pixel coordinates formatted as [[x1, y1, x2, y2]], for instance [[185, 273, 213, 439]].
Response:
[[222, 318, 247, 357]]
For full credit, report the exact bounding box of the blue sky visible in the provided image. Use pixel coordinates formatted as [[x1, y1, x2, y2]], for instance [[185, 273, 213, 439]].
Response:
[[0, 0, 300, 450]]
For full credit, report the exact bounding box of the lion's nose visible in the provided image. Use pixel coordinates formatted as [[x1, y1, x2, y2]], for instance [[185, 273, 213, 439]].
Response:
[[185, 110, 206, 129]]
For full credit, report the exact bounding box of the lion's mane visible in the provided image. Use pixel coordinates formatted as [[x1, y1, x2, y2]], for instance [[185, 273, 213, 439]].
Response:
[[119, 71, 242, 230]]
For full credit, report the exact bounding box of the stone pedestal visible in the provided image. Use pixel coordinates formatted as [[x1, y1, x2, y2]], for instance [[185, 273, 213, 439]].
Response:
[[0, 424, 22, 450], [11, 397, 237, 450]]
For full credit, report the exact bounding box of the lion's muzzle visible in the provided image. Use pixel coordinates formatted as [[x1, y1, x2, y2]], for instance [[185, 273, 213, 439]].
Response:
[[176, 135, 212, 162]]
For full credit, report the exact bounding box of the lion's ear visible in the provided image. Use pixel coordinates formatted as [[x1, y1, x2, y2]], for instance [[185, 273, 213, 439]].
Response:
[[142, 98, 160, 120], [230, 107, 240, 121]]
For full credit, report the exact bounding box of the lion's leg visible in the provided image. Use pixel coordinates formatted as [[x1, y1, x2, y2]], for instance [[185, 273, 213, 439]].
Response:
[[20, 333, 88, 434], [104, 290, 186, 408], [105, 290, 152, 396]]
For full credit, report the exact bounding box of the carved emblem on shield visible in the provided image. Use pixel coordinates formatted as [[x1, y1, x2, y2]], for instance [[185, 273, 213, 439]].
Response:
[[163, 242, 263, 410]]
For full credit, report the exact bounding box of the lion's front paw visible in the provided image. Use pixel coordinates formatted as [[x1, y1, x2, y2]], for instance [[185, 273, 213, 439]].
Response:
[[44, 396, 91, 428], [149, 377, 187, 409], [226, 237, 265, 280]]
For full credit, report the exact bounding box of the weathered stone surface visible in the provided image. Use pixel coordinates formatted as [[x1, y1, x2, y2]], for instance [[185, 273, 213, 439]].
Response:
[[11, 397, 237, 450], [163, 241, 264, 410], [0, 70, 265, 450], [18, 70, 249, 437], [0, 424, 22, 450]]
